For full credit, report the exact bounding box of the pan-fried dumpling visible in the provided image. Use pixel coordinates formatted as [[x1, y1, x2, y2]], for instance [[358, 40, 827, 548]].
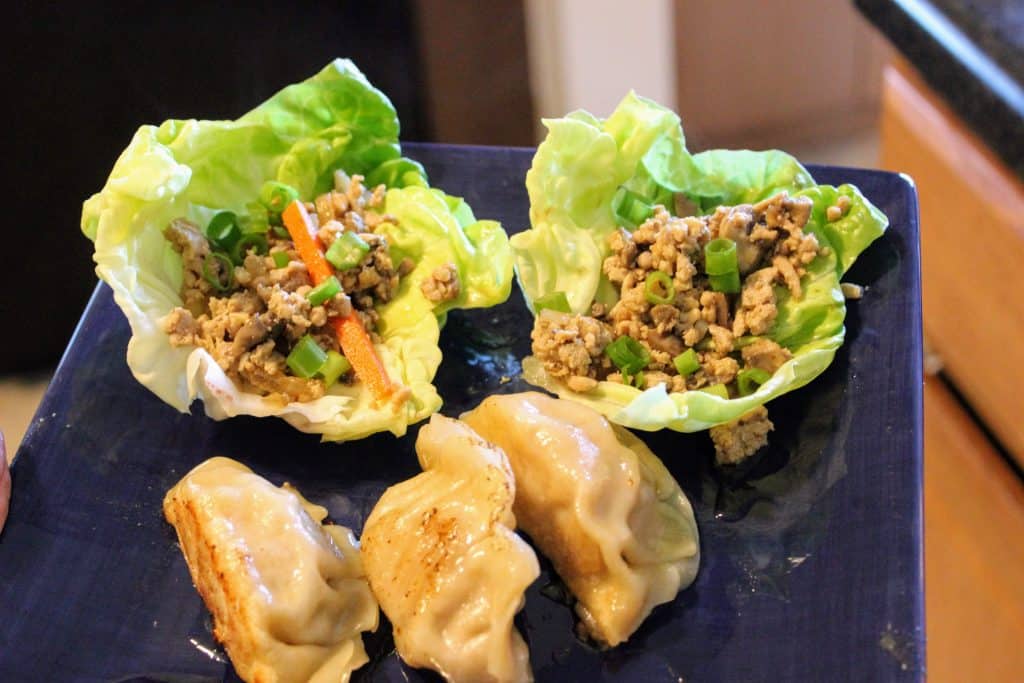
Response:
[[462, 392, 699, 647], [163, 457, 378, 683], [361, 415, 539, 682]]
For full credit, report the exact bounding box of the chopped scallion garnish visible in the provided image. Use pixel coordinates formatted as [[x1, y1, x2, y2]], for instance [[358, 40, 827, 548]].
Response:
[[673, 348, 700, 376], [605, 336, 650, 375], [644, 271, 675, 305], [307, 275, 342, 307], [737, 368, 772, 396], [202, 252, 235, 293], [708, 271, 741, 293], [271, 251, 290, 268], [206, 211, 241, 251], [318, 350, 352, 388], [286, 335, 328, 378], [704, 238, 738, 275], [230, 233, 268, 265], [325, 232, 370, 271], [259, 181, 301, 216], [534, 291, 571, 314], [694, 336, 716, 352]]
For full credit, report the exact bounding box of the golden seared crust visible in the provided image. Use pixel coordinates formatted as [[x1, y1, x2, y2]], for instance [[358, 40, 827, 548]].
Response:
[[162, 457, 376, 683], [163, 487, 271, 683]]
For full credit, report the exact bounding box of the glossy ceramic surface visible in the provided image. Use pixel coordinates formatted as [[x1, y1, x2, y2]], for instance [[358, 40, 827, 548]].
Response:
[[0, 145, 924, 681]]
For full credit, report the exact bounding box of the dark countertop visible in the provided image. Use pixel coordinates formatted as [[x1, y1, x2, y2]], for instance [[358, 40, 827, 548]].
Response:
[[856, 0, 1024, 180]]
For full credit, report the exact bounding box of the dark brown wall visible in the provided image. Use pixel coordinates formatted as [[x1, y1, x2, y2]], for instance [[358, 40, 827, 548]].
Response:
[[411, 0, 535, 146]]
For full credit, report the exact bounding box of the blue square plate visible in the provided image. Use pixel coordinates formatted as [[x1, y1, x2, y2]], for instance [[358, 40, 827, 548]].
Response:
[[0, 144, 925, 682]]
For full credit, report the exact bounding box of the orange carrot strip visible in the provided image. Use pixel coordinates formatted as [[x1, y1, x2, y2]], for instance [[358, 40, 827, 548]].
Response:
[[282, 200, 394, 402], [331, 316, 394, 402], [282, 200, 333, 284]]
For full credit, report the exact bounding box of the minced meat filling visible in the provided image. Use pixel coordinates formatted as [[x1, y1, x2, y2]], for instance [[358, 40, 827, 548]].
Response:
[[530, 191, 823, 463], [420, 262, 461, 303], [161, 173, 413, 404], [710, 406, 774, 465]]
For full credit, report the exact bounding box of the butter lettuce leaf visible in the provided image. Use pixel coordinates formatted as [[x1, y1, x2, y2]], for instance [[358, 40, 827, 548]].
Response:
[[82, 59, 512, 441], [513, 92, 887, 433]]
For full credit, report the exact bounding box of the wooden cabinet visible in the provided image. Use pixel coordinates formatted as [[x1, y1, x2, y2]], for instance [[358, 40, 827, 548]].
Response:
[[881, 59, 1024, 464], [881, 56, 1024, 681], [923, 379, 1024, 681]]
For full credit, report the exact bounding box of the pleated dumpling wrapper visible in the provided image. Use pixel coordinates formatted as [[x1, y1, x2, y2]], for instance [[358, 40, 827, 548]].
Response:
[[163, 457, 378, 683], [462, 392, 699, 647], [361, 414, 539, 683]]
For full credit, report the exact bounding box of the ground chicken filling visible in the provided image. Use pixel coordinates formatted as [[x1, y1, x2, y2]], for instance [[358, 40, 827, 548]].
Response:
[[530, 192, 827, 464], [161, 173, 459, 404]]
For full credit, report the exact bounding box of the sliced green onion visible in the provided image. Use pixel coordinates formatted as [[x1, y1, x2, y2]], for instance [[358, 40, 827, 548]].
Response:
[[307, 276, 341, 307], [271, 225, 290, 238], [318, 350, 351, 388], [700, 383, 730, 399], [534, 291, 571, 314], [243, 202, 270, 234], [612, 186, 654, 228], [644, 271, 675, 305], [230, 233, 268, 265], [737, 367, 772, 396], [202, 252, 235, 293], [271, 251, 290, 268], [605, 336, 650, 375], [260, 181, 301, 216], [735, 335, 760, 348], [286, 335, 328, 378], [704, 238, 739, 275], [694, 336, 715, 352], [709, 271, 741, 293], [673, 348, 700, 376], [634, 371, 645, 388], [325, 232, 370, 271], [206, 211, 241, 251]]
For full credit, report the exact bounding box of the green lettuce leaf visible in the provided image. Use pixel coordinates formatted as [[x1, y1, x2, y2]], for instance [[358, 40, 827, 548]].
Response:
[[513, 92, 888, 433], [82, 59, 513, 441]]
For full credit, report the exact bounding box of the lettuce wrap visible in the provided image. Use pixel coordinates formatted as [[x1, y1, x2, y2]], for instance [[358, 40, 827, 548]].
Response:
[[512, 92, 887, 432], [82, 59, 513, 441]]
